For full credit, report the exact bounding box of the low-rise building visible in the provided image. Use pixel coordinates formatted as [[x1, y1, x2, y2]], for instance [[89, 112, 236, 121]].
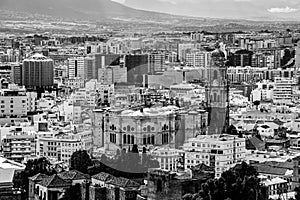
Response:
[[0, 84, 28, 125], [183, 134, 246, 178], [36, 134, 84, 163], [2, 130, 36, 162], [146, 165, 214, 200], [261, 176, 288, 197], [151, 146, 183, 172]]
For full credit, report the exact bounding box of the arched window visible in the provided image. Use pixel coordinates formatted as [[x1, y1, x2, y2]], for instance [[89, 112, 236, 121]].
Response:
[[123, 134, 127, 144], [131, 135, 134, 144], [127, 125, 131, 132], [151, 135, 155, 145], [147, 135, 151, 144], [162, 133, 168, 144], [127, 135, 131, 144]]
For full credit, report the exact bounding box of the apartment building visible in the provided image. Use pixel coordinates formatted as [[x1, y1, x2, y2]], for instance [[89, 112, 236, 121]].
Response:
[[2, 129, 36, 162], [183, 134, 246, 178], [36, 134, 84, 163], [273, 77, 293, 105]]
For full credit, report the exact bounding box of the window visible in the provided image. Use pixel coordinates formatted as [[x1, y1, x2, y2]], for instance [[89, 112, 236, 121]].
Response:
[[131, 135, 134, 144], [213, 70, 218, 80], [123, 134, 127, 144], [151, 135, 155, 145], [127, 135, 130, 144]]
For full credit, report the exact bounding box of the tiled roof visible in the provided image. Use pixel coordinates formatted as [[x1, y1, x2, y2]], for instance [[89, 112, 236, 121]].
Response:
[[248, 136, 266, 150], [39, 174, 71, 188], [260, 161, 293, 170], [191, 163, 214, 172], [92, 172, 114, 182], [106, 176, 140, 188], [58, 170, 90, 180], [29, 173, 49, 182], [252, 164, 288, 176]]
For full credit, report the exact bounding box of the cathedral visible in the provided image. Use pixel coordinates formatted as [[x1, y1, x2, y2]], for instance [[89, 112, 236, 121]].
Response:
[[205, 47, 229, 135]]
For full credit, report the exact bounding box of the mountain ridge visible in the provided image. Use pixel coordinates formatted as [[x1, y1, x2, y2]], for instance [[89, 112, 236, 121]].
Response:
[[0, 0, 186, 21]]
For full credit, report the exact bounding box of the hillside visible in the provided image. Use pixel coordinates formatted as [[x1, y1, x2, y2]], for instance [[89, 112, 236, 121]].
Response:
[[0, 0, 173, 21]]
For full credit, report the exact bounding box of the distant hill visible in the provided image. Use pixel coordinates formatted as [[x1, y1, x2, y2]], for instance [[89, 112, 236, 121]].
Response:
[[0, 0, 173, 21]]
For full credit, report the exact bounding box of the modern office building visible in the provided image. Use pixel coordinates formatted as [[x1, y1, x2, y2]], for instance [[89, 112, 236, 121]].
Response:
[[228, 50, 253, 67], [148, 53, 165, 74], [185, 51, 211, 68], [84, 56, 95, 80], [92, 54, 121, 79], [273, 77, 293, 105], [125, 54, 149, 86], [67, 57, 85, 79], [22, 53, 54, 89], [98, 65, 127, 85]]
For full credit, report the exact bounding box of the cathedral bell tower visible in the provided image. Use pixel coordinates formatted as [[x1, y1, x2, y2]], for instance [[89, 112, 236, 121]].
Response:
[[205, 47, 229, 135]]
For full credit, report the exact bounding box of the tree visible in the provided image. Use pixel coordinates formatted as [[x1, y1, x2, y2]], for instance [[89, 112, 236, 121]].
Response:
[[197, 162, 266, 200], [70, 150, 92, 174], [14, 157, 56, 198]]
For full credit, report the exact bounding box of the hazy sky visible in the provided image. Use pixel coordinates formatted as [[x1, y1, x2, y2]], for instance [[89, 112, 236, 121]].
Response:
[[111, 0, 300, 20]]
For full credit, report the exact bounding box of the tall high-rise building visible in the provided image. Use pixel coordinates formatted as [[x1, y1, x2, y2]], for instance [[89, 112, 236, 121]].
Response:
[[273, 77, 293, 105], [228, 50, 253, 67], [148, 53, 165, 74], [98, 65, 127, 85], [205, 48, 229, 135], [84, 57, 95, 80], [125, 54, 148, 86], [92, 54, 120, 80], [22, 53, 54, 89], [67, 57, 85, 79], [185, 51, 211, 68], [11, 64, 23, 85]]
